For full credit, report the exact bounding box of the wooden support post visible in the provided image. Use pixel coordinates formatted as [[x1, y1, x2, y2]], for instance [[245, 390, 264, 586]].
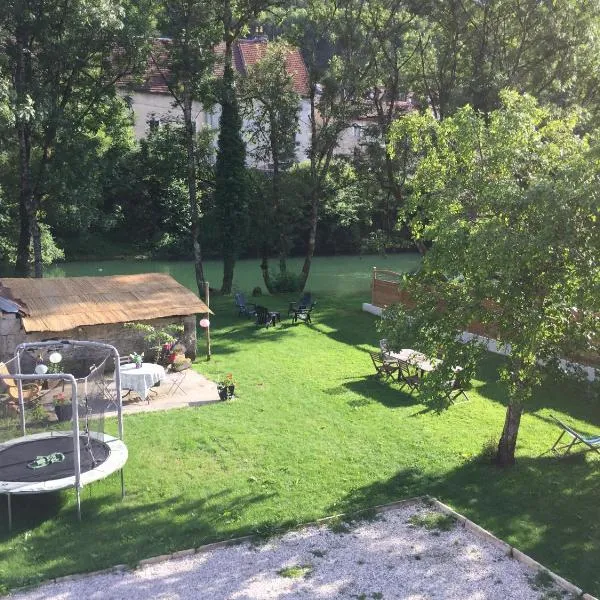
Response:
[[205, 281, 211, 360]]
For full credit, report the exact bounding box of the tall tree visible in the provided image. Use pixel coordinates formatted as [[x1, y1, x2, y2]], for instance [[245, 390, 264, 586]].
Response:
[[214, 0, 289, 294], [239, 41, 300, 291], [214, 59, 247, 294], [350, 0, 427, 253], [416, 0, 600, 120], [155, 1, 220, 296], [382, 91, 600, 466], [0, 0, 154, 276], [285, 0, 373, 290]]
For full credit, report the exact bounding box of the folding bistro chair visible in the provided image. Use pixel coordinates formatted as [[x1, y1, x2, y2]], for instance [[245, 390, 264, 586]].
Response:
[[369, 351, 399, 382], [548, 415, 600, 457], [166, 359, 191, 396], [397, 359, 421, 392]]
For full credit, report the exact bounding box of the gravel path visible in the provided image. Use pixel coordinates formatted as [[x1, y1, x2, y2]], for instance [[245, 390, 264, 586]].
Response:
[[12, 502, 565, 600]]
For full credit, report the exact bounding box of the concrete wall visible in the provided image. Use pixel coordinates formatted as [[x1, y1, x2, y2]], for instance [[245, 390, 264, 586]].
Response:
[[0, 315, 198, 365]]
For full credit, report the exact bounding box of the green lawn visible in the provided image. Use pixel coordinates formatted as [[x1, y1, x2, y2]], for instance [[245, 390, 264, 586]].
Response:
[[1, 292, 599, 595]]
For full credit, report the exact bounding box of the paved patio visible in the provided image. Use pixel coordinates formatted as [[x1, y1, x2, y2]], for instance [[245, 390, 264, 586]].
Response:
[[36, 368, 221, 421], [107, 367, 221, 415]]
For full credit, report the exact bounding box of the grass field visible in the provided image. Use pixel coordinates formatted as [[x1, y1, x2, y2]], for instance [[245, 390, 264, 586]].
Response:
[[1, 291, 599, 595]]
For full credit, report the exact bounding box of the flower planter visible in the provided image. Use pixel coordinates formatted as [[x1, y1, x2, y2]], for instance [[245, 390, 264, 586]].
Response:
[[54, 404, 73, 422], [218, 385, 235, 400]]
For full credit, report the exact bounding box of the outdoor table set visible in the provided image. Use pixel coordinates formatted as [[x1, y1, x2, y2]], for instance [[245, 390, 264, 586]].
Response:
[[120, 362, 165, 403], [374, 340, 468, 404]]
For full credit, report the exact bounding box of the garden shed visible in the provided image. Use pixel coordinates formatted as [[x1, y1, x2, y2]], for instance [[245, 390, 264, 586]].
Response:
[[0, 273, 211, 362]]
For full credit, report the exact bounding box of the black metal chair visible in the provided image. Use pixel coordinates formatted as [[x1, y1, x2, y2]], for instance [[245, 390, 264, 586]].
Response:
[[291, 302, 315, 324], [235, 293, 257, 318], [288, 292, 313, 316], [255, 306, 276, 328]]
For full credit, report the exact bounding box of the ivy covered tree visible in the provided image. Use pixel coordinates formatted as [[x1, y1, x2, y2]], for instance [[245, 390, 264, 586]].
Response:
[[382, 91, 600, 466]]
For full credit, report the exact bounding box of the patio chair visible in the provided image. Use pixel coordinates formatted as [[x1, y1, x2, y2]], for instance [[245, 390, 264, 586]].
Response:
[[288, 292, 313, 316], [291, 302, 316, 325], [235, 293, 257, 318], [442, 378, 469, 404], [255, 305, 276, 328], [548, 415, 600, 457], [166, 359, 191, 396], [369, 351, 400, 382], [397, 359, 421, 392]]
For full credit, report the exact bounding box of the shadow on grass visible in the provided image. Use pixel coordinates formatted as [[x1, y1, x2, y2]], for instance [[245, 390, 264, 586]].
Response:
[[0, 484, 276, 591], [342, 377, 421, 409], [328, 454, 600, 597]]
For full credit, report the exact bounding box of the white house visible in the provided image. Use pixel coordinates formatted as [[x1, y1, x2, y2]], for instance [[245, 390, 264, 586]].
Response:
[[122, 38, 311, 169]]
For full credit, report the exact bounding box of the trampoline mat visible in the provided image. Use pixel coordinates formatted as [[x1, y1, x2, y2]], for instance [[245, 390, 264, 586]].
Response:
[[0, 436, 110, 482]]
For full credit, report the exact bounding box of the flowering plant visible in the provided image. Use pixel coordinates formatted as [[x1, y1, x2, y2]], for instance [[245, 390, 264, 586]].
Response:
[[217, 373, 235, 388], [53, 392, 69, 406]]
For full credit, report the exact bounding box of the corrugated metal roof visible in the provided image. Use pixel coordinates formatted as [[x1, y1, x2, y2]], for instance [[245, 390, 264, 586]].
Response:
[[0, 273, 212, 333], [0, 296, 22, 313]]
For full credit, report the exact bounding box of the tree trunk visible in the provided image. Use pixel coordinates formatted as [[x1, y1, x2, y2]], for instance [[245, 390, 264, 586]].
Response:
[[496, 401, 523, 466], [15, 161, 32, 277], [298, 187, 319, 291], [222, 255, 234, 294], [183, 91, 205, 297], [14, 28, 33, 277], [260, 253, 273, 293]]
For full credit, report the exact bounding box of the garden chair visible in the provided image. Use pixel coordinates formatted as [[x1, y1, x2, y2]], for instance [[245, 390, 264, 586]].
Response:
[[288, 292, 313, 316], [369, 351, 400, 382], [397, 359, 421, 392], [291, 302, 316, 324], [235, 292, 257, 318], [548, 415, 600, 457], [166, 359, 191, 396], [255, 305, 276, 328], [442, 377, 469, 404]]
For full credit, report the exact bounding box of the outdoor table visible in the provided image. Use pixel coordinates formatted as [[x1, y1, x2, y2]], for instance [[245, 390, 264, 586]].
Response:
[[386, 349, 441, 373], [120, 362, 165, 401]]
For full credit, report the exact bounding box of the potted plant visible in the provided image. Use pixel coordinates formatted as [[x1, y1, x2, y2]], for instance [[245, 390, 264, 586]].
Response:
[[53, 393, 72, 422], [129, 352, 144, 368], [217, 374, 235, 400]]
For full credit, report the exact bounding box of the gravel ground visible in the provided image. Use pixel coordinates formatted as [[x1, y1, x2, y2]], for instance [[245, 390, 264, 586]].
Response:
[[12, 501, 567, 600]]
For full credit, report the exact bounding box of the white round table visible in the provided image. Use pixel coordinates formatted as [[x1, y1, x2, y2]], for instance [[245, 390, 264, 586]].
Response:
[[120, 363, 165, 401]]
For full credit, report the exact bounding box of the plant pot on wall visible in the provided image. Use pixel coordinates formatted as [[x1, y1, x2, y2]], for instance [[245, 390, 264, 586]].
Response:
[[54, 404, 73, 422]]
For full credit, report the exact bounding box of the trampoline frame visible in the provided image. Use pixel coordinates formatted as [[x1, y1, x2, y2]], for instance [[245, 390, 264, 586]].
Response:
[[0, 340, 126, 530]]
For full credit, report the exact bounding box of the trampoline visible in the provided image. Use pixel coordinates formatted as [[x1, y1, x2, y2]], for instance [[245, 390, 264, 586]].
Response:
[[0, 431, 127, 493], [0, 340, 127, 530]]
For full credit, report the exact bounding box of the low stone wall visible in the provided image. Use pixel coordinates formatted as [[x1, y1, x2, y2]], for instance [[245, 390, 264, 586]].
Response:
[[0, 314, 198, 364]]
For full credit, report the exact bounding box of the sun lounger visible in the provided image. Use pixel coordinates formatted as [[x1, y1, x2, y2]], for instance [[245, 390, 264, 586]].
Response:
[[549, 415, 600, 457]]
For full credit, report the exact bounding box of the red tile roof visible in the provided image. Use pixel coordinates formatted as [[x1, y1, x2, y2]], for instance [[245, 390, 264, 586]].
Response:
[[127, 38, 309, 97]]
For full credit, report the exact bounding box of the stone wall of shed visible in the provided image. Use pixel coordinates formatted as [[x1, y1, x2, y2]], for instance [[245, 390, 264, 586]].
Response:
[[0, 314, 198, 364]]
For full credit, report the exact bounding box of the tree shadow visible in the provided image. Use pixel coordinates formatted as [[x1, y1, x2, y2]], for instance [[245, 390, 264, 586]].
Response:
[[342, 377, 421, 409], [0, 482, 276, 591], [328, 454, 600, 597]]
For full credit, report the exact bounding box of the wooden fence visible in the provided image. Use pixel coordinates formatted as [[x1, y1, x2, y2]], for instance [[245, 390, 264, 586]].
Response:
[[370, 267, 599, 368]]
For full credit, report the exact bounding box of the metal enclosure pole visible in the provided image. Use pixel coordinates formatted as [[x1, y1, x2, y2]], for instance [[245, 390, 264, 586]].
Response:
[[15, 351, 25, 436]]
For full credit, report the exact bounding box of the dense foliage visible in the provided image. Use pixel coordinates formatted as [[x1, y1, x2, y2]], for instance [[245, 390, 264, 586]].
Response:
[[381, 92, 600, 465], [1, 0, 600, 286]]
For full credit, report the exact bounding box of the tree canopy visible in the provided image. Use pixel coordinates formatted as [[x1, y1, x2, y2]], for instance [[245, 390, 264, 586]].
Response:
[[381, 91, 600, 465]]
